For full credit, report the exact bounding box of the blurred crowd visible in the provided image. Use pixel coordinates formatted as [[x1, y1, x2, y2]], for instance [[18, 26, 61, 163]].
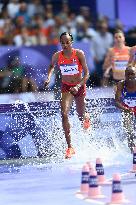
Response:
[[0, 0, 136, 93]]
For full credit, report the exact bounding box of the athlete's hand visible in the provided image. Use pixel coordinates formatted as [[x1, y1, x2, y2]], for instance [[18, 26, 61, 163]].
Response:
[[130, 107, 135, 114], [70, 86, 78, 95], [103, 67, 111, 78], [44, 78, 50, 87], [123, 106, 134, 114]]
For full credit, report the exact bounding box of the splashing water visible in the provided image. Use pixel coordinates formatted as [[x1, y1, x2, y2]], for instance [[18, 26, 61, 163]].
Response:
[[32, 109, 130, 166], [12, 95, 133, 169]]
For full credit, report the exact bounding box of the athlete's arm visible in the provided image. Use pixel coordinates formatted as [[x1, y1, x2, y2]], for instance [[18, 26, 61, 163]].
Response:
[[44, 52, 59, 86], [128, 46, 135, 66], [103, 48, 113, 77], [102, 48, 113, 86], [76, 49, 89, 86]]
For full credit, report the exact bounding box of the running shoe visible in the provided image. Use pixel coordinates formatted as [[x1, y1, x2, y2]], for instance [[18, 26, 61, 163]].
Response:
[[65, 147, 75, 159], [83, 113, 91, 129]]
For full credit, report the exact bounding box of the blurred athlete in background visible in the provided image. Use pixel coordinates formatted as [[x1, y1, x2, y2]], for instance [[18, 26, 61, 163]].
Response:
[[102, 29, 130, 86]]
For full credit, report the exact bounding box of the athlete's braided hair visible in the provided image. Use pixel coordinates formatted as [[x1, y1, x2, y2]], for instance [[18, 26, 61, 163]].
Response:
[[60, 32, 73, 42]]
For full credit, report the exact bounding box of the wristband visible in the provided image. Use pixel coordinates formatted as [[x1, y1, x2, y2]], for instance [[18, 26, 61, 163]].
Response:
[[76, 84, 81, 89]]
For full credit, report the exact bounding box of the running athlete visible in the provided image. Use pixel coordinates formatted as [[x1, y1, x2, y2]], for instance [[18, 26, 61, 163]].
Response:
[[115, 65, 136, 152], [128, 45, 136, 66], [44, 32, 90, 159], [102, 29, 130, 86]]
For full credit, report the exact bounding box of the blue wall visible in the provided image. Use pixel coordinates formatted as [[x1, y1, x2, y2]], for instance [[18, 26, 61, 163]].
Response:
[[118, 0, 136, 30], [97, 0, 116, 26]]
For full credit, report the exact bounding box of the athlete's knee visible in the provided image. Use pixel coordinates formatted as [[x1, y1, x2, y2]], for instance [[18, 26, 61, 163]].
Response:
[[61, 111, 69, 120]]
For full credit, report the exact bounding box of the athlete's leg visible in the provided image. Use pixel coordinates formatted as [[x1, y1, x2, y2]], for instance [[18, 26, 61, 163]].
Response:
[[74, 95, 86, 121], [75, 94, 90, 129], [74, 84, 90, 129], [122, 111, 135, 152], [60, 91, 73, 148]]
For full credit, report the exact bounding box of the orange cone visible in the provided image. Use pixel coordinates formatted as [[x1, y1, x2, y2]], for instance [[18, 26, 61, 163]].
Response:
[[108, 173, 130, 204], [86, 167, 105, 200], [130, 147, 136, 173], [76, 164, 89, 198], [96, 158, 111, 185]]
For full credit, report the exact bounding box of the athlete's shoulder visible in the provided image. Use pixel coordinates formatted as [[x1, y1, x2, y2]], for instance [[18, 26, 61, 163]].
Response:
[[51, 51, 60, 65], [125, 46, 130, 49], [109, 47, 114, 51], [52, 51, 61, 60], [106, 47, 114, 56], [75, 49, 85, 56], [130, 46, 136, 52], [132, 45, 136, 49], [124, 46, 131, 51], [107, 47, 114, 53], [53, 51, 61, 57]]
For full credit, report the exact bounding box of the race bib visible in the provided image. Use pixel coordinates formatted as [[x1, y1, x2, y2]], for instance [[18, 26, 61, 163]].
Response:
[[114, 60, 128, 71], [60, 64, 79, 75]]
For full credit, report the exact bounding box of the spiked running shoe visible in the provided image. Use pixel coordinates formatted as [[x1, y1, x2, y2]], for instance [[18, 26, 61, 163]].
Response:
[[83, 113, 91, 129], [65, 147, 75, 159]]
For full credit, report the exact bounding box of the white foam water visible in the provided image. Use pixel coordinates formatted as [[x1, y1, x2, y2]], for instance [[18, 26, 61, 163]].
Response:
[[33, 111, 131, 168], [13, 97, 133, 169]]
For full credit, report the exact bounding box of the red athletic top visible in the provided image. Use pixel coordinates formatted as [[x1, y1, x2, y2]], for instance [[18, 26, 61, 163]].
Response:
[[58, 49, 82, 76]]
